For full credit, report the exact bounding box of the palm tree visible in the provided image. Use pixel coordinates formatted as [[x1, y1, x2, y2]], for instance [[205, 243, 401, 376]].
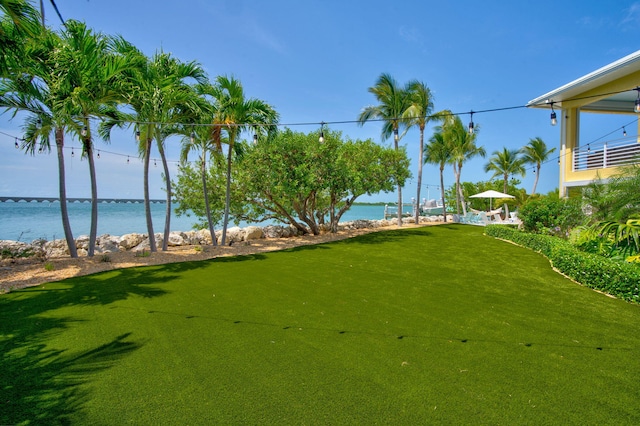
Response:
[[358, 73, 413, 226], [203, 76, 279, 245], [0, 23, 81, 257], [0, 0, 41, 76], [446, 116, 485, 216], [424, 131, 450, 222], [57, 20, 131, 257], [484, 147, 526, 194], [103, 40, 206, 251], [179, 125, 221, 246], [520, 137, 556, 195], [404, 80, 434, 224]]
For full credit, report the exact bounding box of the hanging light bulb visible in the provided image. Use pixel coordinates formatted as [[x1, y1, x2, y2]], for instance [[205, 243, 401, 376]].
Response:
[[190, 131, 195, 143], [36, 118, 42, 130], [394, 127, 399, 142], [468, 111, 474, 134], [550, 103, 557, 126], [319, 122, 325, 143], [154, 158, 157, 167], [127, 155, 130, 164], [635, 88, 640, 113], [14, 138, 19, 149], [71, 148, 75, 157], [623, 126, 627, 137], [135, 130, 140, 141], [81, 126, 87, 137], [38, 145, 43, 154], [587, 145, 591, 153], [97, 150, 100, 159]]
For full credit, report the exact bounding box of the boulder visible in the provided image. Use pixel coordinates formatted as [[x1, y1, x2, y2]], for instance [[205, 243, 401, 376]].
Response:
[[97, 234, 120, 253], [75, 235, 90, 250], [118, 233, 146, 250], [0, 240, 34, 258], [44, 239, 70, 258], [244, 226, 264, 241], [167, 231, 186, 246], [220, 226, 244, 245], [195, 229, 213, 245]]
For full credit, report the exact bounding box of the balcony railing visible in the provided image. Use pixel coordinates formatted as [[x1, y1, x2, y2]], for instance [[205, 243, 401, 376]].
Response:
[[573, 138, 640, 171]]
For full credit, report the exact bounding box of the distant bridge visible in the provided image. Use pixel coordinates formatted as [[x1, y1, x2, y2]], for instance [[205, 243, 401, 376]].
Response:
[[0, 197, 165, 204]]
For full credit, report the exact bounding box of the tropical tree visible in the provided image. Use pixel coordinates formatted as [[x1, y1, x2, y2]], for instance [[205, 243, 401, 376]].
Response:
[[0, 24, 81, 256], [0, 0, 41, 76], [102, 40, 206, 251], [404, 80, 434, 224], [202, 75, 279, 245], [57, 20, 132, 257], [484, 147, 526, 194], [358, 73, 413, 226], [446, 115, 485, 215], [520, 137, 556, 195], [424, 131, 450, 222]]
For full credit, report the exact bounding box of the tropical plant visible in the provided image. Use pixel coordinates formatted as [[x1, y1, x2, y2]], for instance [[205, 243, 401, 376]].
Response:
[[0, 24, 79, 257], [424, 131, 450, 221], [358, 73, 413, 226], [102, 40, 206, 251], [596, 219, 640, 262], [520, 137, 556, 195], [201, 75, 279, 245], [0, 0, 41, 76], [519, 195, 585, 237], [404, 80, 434, 224], [484, 147, 526, 194], [582, 164, 640, 222]]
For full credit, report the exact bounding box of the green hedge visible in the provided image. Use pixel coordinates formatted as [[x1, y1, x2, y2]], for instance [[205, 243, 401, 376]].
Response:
[[486, 225, 640, 303]]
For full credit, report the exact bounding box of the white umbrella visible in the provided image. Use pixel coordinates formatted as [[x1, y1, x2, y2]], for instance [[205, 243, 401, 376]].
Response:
[[469, 190, 514, 211]]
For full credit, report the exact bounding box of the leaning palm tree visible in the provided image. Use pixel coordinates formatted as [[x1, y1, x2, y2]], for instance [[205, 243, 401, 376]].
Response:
[[358, 73, 413, 226], [447, 116, 485, 216], [424, 131, 451, 222], [484, 147, 526, 194], [520, 137, 556, 195], [103, 39, 206, 251], [404, 80, 434, 224], [0, 24, 80, 257], [203, 76, 279, 245], [57, 20, 131, 257]]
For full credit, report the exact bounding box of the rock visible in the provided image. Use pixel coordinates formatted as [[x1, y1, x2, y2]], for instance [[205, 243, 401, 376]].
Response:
[[118, 233, 146, 250], [0, 240, 34, 258], [220, 226, 244, 245], [44, 239, 69, 258], [167, 231, 186, 246], [195, 229, 213, 245], [75, 235, 90, 250], [244, 226, 263, 241], [97, 234, 120, 253]]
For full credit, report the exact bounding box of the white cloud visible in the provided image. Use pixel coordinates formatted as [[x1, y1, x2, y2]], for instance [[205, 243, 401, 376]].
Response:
[[398, 26, 423, 44]]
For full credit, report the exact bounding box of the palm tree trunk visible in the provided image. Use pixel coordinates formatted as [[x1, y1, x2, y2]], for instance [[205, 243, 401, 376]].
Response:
[[457, 162, 467, 216], [143, 138, 156, 252], [503, 173, 508, 194], [55, 129, 77, 258], [158, 141, 171, 251], [531, 164, 540, 195], [395, 137, 402, 227], [86, 141, 98, 257], [221, 141, 233, 245], [439, 164, 447, 223], [415, 126, 424, 224], [201, 156, 217, 246], [453, 163, 461, 215]]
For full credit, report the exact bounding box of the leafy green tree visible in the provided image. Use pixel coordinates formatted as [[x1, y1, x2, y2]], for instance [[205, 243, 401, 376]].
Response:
[[520, 137, 556, 195], [358, 73, 413, 226], [0, 0, 41, 76], [484, 147, 526, 194], [404, 80, 434, 224], [201, 76, 279, 245], [424, 131, 450, 221], [519, 194, 585, 236], [236, 128, 409, 234]]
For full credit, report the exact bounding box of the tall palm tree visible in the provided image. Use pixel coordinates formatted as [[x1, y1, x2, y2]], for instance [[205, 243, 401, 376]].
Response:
[[484, 147, 526, 194], [179, 125, 220, 246], [358, 73, 413, 226], [0, 23, 81, 257], [103, 40, 206, 251], [424, 131, 450, 222], [520, 137, 556, 195], [57, 20, 131, 257], [203, 75, 279, 245], [447, 116, 485, 216], [404, 80, 434, 224]]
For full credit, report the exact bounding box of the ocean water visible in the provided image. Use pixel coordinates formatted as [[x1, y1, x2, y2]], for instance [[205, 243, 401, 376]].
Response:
[[0, 201, 413, 242]]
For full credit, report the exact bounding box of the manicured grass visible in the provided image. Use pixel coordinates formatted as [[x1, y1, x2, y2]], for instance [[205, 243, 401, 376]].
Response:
[[1, 225, 639, 424]]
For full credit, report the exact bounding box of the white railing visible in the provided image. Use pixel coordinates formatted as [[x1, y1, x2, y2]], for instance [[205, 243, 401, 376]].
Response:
[[573, 138, 640, 171]]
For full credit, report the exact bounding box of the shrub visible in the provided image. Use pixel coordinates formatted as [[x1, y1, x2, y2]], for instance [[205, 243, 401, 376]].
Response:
[[44, 262, 55, 271], [486, 225, 640, 303], [519, 196, 584, 236]]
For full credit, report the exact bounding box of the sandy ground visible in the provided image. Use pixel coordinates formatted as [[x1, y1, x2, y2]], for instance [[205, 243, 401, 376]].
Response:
[[0, 223, 425, 292]]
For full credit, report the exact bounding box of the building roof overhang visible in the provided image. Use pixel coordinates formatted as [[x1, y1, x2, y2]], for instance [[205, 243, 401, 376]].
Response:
[[527, 49, 640, 113]]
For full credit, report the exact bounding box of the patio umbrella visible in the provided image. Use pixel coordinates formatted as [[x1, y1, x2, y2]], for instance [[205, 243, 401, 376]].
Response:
[[469, 190, 515, 211]]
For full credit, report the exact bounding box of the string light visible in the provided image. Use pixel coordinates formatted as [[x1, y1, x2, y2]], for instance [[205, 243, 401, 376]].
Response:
[[71, 148, 75, 157], [190, 131, 195, 144], [635, 87, 640, 113], [393, 127, 399, 142], [97, 150, 100, 159], [319, 122, 325, 143], [135, 130, 140, 141], [81, 126, 87, 137], [468, 111, 474, 134], [14, 138, 19, 149], [154, 159, 157, 167], [587, 144, 591, 153], [550, 102, 557, 126], [623, 126, 627, 137], [127, 155, 130, 164]]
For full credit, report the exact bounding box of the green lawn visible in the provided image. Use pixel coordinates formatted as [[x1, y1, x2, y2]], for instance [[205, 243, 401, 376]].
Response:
[[2, 225, 639, 424]]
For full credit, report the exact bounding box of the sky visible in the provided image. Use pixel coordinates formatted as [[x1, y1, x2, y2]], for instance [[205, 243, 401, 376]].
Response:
[[1, 0, 640, 203]]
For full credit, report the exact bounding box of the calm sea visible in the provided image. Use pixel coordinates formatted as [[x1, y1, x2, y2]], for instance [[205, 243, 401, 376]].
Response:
[[0, 201, 413, 242]]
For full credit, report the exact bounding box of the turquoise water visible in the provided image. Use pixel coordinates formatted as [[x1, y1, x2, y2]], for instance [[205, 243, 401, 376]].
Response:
[[0, 201, 412, 242]]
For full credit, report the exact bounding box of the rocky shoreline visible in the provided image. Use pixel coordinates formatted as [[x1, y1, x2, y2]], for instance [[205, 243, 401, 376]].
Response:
[[0, 216, 445, 260]]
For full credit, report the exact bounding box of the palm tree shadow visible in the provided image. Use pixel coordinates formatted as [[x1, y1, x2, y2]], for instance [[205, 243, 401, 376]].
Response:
[[0, 332, 142, 425]]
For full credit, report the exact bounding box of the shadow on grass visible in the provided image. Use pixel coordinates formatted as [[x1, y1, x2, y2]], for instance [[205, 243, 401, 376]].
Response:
[[0, 332, 141, 425]]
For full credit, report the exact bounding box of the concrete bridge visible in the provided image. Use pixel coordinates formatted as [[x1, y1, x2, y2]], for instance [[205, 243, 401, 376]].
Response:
[[0, 197, 165, 204]]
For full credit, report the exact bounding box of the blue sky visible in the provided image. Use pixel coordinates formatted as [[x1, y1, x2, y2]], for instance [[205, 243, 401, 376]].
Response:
[[1, 0, 639, 202]]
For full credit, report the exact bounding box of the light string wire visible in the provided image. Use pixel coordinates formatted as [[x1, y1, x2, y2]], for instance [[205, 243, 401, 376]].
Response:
[[2, 86, 639, 165]]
